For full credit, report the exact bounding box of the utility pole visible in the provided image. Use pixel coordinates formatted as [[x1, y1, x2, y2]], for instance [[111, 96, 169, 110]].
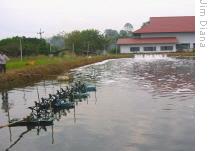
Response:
[[50, 44, 52, 53], [72, 43, 75, 54], [104, 45, 106, 55], [37, 28, 44, 39], [115, 44, 118, 55], [19, 38, 23, 61], [87, 42, 90, 57], [115, 38, 118, 55]]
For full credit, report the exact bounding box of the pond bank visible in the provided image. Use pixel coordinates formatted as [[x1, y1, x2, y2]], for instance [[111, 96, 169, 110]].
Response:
[[134, 52, 195, 57], [0, 54, 133, 90], [166, 52, 195, 58]]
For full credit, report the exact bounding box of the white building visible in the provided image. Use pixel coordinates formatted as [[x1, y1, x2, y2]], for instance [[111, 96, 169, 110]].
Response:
[[117, 16, 195, 53]]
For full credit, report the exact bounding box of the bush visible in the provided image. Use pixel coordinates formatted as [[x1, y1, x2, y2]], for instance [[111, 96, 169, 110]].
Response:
[[107, 48, 120, 54], [0, 36, 51, 57]]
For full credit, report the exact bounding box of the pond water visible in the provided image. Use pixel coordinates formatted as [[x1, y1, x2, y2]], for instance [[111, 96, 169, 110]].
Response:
[[0, 56, 194, 151]]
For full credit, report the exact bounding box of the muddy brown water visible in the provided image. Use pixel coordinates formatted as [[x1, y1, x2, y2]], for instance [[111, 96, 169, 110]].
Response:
[[0, 56, 194, 151]]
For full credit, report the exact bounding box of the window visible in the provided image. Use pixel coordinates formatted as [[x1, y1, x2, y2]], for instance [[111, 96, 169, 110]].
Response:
[[160, 46, 173, 51], [130, 47, 140, 52], [143, 46, 156, 51], [176, 43, 190, 50]]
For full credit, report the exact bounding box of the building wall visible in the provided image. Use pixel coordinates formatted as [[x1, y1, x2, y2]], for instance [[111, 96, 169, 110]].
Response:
[[120, 43, 176, 53], [140, 32, 195, 48]]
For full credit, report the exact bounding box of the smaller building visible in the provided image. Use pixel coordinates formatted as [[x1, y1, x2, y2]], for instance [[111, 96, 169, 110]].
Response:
[[117, 16, 195, 53]]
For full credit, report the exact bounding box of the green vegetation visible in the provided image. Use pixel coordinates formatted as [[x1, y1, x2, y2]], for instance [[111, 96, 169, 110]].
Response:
[[0, 23, 134, 57], [104, 23, 134, 53], [64, 29, 108, 54], [166, 52, 195, 57], [7, 54, 134, 70], [49, 34, 65, 49], [0, 36, 55, 57], [7, 55, 77, 70]]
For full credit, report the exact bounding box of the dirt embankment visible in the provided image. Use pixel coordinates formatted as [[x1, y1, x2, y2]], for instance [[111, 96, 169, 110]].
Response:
[[166, 52, 195, 57]]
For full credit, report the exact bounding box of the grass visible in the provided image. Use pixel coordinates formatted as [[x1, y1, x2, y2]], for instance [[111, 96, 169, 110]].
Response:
[[129, 51, 195, 57], [7, 55, 78, 70], [165, 51, 195, 57]]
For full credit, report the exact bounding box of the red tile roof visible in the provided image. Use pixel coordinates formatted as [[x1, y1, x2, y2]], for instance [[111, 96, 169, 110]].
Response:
[[117, 37, 177, 45], [134, 16, 195, 34]]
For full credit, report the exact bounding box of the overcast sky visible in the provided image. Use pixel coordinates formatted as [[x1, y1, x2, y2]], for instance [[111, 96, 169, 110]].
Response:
[[0, 0, 194, 39]]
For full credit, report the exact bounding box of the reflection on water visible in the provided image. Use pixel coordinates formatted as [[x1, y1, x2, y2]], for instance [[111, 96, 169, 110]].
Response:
[[0, 57, 194, 151], [5, 125, 54, 151]]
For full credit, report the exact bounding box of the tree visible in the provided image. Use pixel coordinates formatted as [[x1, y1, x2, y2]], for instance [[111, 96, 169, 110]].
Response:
[[65, 31, 82, 53], [104, 29, 119, 51], [119, 30, 128, 38], [123, 23, 134, 32], [0, 36, 50, 56], [80, 29, 104, 52], [49, 34, 65, 49], [104, 29, 119, 39], [64, 29, 108, 54], [121, 23, 134, 38]]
